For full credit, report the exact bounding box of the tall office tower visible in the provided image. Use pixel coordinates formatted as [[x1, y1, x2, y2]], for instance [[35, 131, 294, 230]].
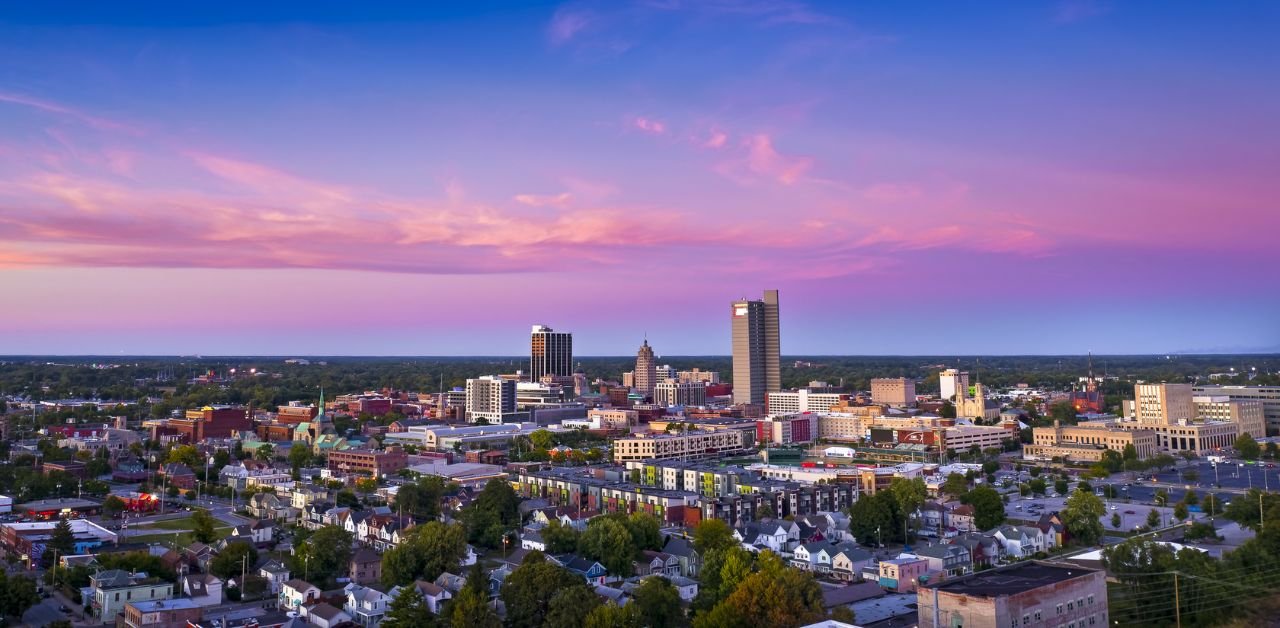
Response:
[[940, 368, 971, 402], [731, 289, 781, 405], [634, 339, 657, 397], [530, 325, 573, 382], [1134, 383, 1194, 425], [466, 375, 517, 424]]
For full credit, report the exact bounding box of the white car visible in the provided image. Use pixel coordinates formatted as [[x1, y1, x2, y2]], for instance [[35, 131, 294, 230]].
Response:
[[1110, 505, 1118, 511]]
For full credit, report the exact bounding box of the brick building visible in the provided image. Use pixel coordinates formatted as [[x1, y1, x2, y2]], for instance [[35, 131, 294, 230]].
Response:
[[327, 448, 409, 478]]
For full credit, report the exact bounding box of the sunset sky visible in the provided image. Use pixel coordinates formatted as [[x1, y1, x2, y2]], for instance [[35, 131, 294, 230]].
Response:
[[1, 1, 1278, 355]]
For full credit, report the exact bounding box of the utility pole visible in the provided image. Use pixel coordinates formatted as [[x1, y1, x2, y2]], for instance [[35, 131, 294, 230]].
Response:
[[1173, 572, 1182, 628]]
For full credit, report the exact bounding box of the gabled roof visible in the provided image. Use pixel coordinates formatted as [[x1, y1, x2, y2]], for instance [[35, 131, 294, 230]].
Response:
[[351, 547, 381, 564], [308, 602, 347, 621], [662, 536, 697, 558], [284, 579, 318, 592]]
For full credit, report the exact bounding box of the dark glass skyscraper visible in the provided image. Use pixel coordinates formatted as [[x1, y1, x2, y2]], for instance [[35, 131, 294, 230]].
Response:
[[530, 324, 573, 381]]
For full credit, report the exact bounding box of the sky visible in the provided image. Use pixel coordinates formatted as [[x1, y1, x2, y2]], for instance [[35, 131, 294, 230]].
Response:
[[1, 1, 1278, 356]]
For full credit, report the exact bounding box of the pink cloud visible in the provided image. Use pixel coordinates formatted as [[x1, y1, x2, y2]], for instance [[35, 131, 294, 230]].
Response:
[[861, 183, 923, 202], [631, 117, 667, 134], [702, 130, 729, 148], [0, 92, 138, 133], [743, 133, 813, 185], [547, 8, 594, 45], [513, 192, 573, 208]]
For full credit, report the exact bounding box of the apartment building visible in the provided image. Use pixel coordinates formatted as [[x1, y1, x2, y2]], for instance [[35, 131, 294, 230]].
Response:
[[766, 389, 846, 415], [327, 448, 409, 478], [612, 430, 753, 462], [654, 380, 707, 408]]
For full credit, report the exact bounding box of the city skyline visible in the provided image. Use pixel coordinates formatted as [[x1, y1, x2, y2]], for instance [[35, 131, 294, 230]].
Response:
[[1, 2, 1278, 355]]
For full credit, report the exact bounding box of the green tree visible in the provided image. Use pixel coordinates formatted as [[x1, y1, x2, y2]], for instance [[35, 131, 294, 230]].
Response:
[[830, 606, 857, 625], [1202, 493, 1221, 517], [1183, 489, 1199, 506], [693, 519, 736, 555], [580, 517, 635, 578], [1122, 443, 1138, 463], [1061, 489, 1105, 546], [961, 486, 1006, 531], [45, 518, 76, 566], [941, 473, 969, 498], [545, 584, 602, 628], [848, 491, 897, 546], [1029, 478, 1047, 496], [632, 576, 686, 628], [1054, 478, 1069, 495], [1236, 433, 1261, 460], [446, 563, 501, 628], [1173, 502, 1188, 522], [939, 401, 956, 419], [625, 512, 663, 552], [167, 444, 201, 467], [394, 475, 445, 521], [381, 522, 467, 587], [530, 429, 555, 451], [190, 508, 218, 543], [102, 494, 126, 519], [256, 444, 273, 461], [288, 444, 312, 470], [293, 525, 353, 586], [1111, 512, 1122, 529], [1154, 489, 1168, 506], [1146, 508, 1162, 529], [355, 477, 378, 495], [888, 477, 926, 538], [382, 584, 436, 628], [1048, 401, 1078, 425], [542, 519, 580, 554], [501, 553, 585, 628], [585, 603, 639, 628], [210, 542, 258, 580], [462, 478, 521, 549], [696, 552, 823, 628], [755, 502, 774, 520], [0, 573, 39, 617]]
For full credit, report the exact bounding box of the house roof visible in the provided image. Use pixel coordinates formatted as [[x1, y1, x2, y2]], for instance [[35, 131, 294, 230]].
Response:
[[351, 547, 380, 564], [261, 560, 290, 574], [284, 579, 318, 592], [308, 602, 347, 621]]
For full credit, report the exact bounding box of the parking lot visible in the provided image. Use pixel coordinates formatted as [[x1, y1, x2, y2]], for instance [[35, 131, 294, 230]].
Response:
[[1005, 493, 1201, 533]]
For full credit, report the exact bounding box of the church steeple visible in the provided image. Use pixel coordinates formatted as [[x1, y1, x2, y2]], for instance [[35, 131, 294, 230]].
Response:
[[316, 388, 326, 420]]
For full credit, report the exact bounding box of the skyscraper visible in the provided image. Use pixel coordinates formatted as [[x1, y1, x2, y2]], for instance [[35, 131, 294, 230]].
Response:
[[530, 325, 573, 381], [634, 339, 657, 397], [731, 289, 781, 405], [466, 375, 517, 424]]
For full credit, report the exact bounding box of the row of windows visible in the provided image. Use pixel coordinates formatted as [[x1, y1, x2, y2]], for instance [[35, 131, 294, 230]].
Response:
[[1015, 594, 1097, 625]]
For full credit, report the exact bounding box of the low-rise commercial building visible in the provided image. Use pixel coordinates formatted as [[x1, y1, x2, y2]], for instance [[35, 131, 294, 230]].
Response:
[[328, 448, 409, 478], [766, 389, 847, 415], [118, 599, 203, 628], [1193, 385, 1280, 434], [1194, 396, 1266, 439], [916, 561, 1107, 628], [1023, 422, 1159, 462]]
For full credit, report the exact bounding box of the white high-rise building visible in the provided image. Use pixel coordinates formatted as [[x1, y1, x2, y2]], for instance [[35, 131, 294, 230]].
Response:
[[466, 376, 517, 424], [940, 369, 970, 402], [654, 379, 707, 408]]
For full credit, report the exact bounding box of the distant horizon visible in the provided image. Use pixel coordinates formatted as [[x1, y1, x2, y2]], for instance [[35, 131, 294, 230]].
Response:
[[4, 352, 1279, 360]]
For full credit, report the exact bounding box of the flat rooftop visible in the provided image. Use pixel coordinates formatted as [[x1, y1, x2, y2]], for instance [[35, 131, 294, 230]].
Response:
[[921, 561, 1099, 597]]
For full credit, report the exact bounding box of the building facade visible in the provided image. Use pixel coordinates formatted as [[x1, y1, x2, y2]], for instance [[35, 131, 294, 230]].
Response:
[[1194, 396, 1267, 438], [1023, 422, 1159, 462], [327, 448, 409, 478], [654, 380, 707, 408], [731, 290, 780, 405], [917, 562, 1108, 628], [1134, 383, 1194, 425], [530, 325, 573, 381], [1193, 385, 1280, 434], [613, 430, 753, 462], [765, 389, 846, 415], [871, 378, 917, 407], [466, 376, 517, 424], [634, 340, 657, 398]]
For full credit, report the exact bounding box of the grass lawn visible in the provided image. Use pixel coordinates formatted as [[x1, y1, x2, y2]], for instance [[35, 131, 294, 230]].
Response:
[[129, 525, 231, 546], [131, 516, 202, 531]]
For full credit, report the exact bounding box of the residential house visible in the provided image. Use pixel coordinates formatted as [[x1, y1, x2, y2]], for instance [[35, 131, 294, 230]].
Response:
[[182, 542, 216, 574], [791, 542, 837, 574], [661, 536, 701, 578], [343, 583, 391, 627], [913, 543, 972, 579], [920, 502, 948, 536], [260, 560, 291, 595], [520, 529, 546, 552], [556, 554, 609, 585], [734, 520, 799, 553], [948, 504, 976, 533], [950, 533, 1001, 568], [279, 579, 321, 611], [350, 547, 383, 585], [433, 572, 467, 596], [250, 519, 275, 545], [182, 573, 223, 607], [91, 569, 173, 622], [667, 575, 699, 602], [303, 602, 351, 628], [302, 503, 332, 530], [878, 556, 929, 593], [995, 525, 1047, 559], [635, 551, 680, 578], [1037, 512, 1066, 549], [831, 546, 874, 582], [160, 463, 197, 489], [797, 512, 854, 543], [248, 492, 297, 521], [387, 580, 452, 615]]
